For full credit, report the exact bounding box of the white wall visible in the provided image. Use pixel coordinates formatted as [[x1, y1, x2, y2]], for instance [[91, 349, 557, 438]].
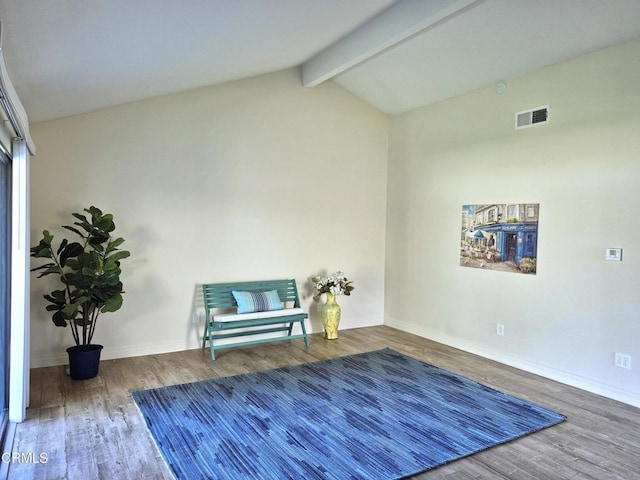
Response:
[[28, 36, 640, 407], [385, 37, 640, 406], [29, 68, 389, 366]]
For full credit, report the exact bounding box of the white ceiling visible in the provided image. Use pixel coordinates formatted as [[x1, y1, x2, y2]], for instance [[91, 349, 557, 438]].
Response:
[[333, 0, 640, 114], [0, 0, 639, 125]]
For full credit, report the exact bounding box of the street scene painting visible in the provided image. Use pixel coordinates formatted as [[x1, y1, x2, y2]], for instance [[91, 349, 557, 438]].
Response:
[[461, 204, 539, 274]]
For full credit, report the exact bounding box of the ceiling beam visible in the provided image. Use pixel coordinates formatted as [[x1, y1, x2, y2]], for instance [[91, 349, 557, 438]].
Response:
[[302, 0, 483, 87]]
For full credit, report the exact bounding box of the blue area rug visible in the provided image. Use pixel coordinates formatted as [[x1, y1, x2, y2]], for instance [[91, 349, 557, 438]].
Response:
[[132, 349, 565, 479]]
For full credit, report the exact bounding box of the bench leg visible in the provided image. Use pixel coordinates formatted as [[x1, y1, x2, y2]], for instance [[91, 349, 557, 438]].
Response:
[[300, 320, 310, 347], [209, 329, 217, 360], [202, 322, 217, 360], [201, 322, 209, 349], [287, 321, 309, 348]]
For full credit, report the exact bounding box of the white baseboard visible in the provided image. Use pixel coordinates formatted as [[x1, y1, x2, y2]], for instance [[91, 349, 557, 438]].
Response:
[[385, 316, 640, 408], [30, 339, 196, 368], [30, 316, 384, 368]]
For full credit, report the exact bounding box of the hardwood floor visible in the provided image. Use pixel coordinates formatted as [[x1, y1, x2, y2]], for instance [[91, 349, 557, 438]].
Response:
[[6, 326, 640, 479]]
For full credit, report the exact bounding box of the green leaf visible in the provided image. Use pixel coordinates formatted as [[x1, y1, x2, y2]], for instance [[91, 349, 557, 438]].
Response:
[[64, 258, 80, 270], [36, 266, 63, 278], [61, 272, 82, 286], [30, 262, 56, 273], [62, 297, 90, 317], [88, 230, 110, 245], [60, 242, 84, 267], [52, 289, 67, 299], [30, 249, 52, 259], [56, 239, 68, 256], [62, 303, 80, 317], [78, 252, 94, 268], [43, 290, 67, 305], [30, 231, 54, 258], [52, 311, 68, 327], [61, 225, 85, 238], [102, 273, 121, 286], [85, 207, 115, 234], [72, 212, 89, 224], [94, 282, 123, 302], [87, 206, 103, 216], [100, 264, 121, 285], [101, 294, 123, 313], [95, 214, 115, 233], [80, 267, 97, 278], [72, 212, 93, 233], [105, 237, 125, 254], [106, 250, 130, 263]]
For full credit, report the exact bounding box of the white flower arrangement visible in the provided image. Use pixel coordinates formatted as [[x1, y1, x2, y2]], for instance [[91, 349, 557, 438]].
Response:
[[311, 271, 355, 302]]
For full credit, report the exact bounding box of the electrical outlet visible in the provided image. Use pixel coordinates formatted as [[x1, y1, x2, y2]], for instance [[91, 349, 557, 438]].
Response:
[[614, 353, 631, 369], [496, 324, 505, 336], [192, 311, 201, 324]]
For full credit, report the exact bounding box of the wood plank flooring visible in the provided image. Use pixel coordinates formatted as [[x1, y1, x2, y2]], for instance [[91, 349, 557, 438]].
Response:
[[6, 326, 640, 479]]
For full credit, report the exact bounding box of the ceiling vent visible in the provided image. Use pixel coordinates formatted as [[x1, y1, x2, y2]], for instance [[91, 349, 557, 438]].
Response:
[[515, 105, 549, 130]]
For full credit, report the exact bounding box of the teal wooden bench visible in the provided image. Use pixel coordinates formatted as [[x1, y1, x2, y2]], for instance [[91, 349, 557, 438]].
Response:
[[202, 279, 309, 360]]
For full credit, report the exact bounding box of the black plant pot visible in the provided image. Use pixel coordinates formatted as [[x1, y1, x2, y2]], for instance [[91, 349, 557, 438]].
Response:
[[66, 344, 103, 380]]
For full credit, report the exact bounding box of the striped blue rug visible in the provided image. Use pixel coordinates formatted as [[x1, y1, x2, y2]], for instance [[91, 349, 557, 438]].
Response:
[[132, 349, 565, 479]]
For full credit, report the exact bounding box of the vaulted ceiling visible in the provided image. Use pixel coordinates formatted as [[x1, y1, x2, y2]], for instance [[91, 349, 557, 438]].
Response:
[[1, 0, 639, 124]]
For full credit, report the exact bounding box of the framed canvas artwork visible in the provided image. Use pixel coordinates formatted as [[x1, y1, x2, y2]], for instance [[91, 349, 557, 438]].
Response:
[[461, 204, 539, 274]]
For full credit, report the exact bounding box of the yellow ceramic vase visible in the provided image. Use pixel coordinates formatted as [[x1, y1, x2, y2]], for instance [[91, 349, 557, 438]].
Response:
[[322, 292, 341, 340]]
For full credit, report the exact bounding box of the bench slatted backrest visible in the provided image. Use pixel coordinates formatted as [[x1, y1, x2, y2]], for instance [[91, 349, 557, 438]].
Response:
[[203, 279, 302, 314]]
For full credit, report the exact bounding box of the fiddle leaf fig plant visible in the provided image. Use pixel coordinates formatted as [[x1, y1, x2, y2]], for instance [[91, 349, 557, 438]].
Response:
[[30, 206, 130, 349]]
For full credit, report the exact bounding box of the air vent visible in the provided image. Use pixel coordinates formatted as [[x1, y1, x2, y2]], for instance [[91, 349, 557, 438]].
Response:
[[515, 105, 549, 130]]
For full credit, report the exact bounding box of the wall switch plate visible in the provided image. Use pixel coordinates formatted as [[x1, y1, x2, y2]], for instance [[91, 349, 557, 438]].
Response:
[[192, 311, 201, 324], [605, 248, 622, 261]]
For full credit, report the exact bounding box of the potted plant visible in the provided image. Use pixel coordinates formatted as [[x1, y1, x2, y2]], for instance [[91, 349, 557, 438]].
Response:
[[30, 206, 130, 380]]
